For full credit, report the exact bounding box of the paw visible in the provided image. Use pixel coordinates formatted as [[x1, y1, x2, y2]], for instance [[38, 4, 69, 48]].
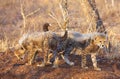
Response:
[[82, 66, 88, 69], [84, 66, 88, 69], [69, 62, 74, 66], [46, 61, 52, 65], [25, 63, 31, 66], [94, 67, 101, 71], [81, 65, 88, 69], [37, 63, 45, 67], [52, 64, 58, 68]]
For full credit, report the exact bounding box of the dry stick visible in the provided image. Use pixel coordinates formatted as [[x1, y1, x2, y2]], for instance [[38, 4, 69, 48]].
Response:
[[88, 0, 106, 33], [105, 0, 109, 11], [48, 12, 63, 31], [20, 3, 26, 34], [111, 0, 114, 7], [20, 2, 41, 34], [59, 0, 68, 21], [49, 0, 69, 31], [87, 15, 95, 33], [26, 8, 41, 17], [80, 0, 96, 33], [59, 0, 69, 30]]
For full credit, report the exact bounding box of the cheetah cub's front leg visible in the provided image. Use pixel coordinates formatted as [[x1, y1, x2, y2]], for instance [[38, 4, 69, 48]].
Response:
[[81, 55, 88, 69], [91, 53, 101, 71]]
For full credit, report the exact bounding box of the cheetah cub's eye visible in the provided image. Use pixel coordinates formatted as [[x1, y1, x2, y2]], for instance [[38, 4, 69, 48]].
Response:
[[99, 41, 102, 43], [20, 47, 24, 50]]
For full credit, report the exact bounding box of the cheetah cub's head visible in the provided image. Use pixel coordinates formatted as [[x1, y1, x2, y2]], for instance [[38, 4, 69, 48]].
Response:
[[14, 44, 25, 60], [93, 33, 107, 49]]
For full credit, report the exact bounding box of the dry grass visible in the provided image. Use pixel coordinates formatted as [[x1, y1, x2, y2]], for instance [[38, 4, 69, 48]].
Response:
[[0, 0, 120, 60]]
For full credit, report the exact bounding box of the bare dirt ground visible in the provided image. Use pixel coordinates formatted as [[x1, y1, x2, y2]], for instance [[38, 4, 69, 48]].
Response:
[[0, 49, 120, 79]]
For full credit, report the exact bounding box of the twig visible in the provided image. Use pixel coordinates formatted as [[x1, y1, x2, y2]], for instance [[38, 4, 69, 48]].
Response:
[[49, 0, 69, 31], [26, 8, 41, 17], [59, 0, 69, 30], [59, 0, 68, 21], [49, 12, 63, 30], [20, 3, 26, 32], [20, 0, 41, 34]]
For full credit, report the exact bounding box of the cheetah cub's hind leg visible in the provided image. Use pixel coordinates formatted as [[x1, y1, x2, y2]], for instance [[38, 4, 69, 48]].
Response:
[[62, 46, 75, 66]]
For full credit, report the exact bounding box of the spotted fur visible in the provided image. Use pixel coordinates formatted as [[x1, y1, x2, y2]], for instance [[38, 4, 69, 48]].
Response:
[[15, 30, 68, 67], [79, 33, 107, 70], [42, 25, 108, 69]]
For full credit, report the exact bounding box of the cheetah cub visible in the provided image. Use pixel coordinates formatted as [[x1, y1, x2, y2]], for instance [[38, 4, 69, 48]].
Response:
[[81, 33, 107, 71]]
